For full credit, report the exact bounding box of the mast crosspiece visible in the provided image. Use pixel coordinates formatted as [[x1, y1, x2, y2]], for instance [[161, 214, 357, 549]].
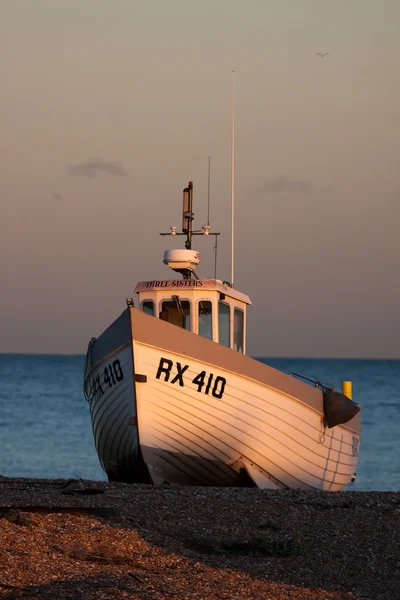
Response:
[[159, 178, 221, 280]]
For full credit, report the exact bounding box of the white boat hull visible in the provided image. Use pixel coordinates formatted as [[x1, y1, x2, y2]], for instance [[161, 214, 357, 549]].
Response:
[[83, 310, 150, 483], [133, 345, 359, 491], [84, 307, 361, 490]]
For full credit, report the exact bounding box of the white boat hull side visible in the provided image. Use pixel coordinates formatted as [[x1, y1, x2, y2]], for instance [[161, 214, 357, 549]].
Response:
[[84, 309, 150, 483], [130, 309, 360, 491]]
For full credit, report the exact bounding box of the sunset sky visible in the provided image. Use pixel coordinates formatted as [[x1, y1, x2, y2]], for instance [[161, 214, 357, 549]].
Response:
[[1, 0, 399, 357]]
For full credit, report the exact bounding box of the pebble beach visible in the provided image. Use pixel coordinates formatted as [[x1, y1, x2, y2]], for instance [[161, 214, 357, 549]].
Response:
[[1, 477, 399, 600]]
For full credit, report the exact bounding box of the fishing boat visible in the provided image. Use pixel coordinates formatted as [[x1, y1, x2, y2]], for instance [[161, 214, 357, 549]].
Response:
[[83, 174, 361, 491]]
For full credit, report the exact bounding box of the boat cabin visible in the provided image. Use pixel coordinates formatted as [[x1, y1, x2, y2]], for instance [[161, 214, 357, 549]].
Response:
[[133, 181, 252, 353], [134, 279, 252, 354]]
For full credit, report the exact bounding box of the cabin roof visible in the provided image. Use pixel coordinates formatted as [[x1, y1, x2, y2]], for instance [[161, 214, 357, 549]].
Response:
[[134, 279, 252, 305]]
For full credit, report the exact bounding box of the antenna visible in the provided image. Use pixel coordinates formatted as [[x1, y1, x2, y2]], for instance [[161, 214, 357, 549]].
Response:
[[208, 156, 218, 279], [207, 156, 211, 226], [214, 235, 218, 279], [231, 70, 235, 288]]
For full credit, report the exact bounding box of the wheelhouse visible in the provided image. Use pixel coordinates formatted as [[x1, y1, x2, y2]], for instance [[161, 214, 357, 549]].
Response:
[[134, 279, 252, 355]]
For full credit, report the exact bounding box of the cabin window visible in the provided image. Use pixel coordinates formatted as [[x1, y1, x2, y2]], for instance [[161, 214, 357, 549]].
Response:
[[160, 298, 191, 330], [218, 302, 230, 348], [198, 301, 213, 340], [234, 308, 244, 353], [142, 301, 155, 316]]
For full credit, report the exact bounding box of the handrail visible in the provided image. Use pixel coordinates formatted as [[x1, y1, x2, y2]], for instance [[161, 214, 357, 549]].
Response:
[[289, 372, 333, 393]]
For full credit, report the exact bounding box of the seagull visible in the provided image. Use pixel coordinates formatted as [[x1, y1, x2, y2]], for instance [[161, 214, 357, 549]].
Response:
[[316, 52, 330, 57]]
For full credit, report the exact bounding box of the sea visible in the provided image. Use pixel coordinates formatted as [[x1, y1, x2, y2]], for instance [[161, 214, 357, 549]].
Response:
[[1, 354, 399, 492]]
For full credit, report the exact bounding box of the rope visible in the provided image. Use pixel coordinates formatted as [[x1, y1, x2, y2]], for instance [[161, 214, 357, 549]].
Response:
[[83, 337, 96, 402]]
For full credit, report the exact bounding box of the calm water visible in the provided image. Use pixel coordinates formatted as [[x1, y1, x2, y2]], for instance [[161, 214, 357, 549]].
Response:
[[1, 354, 399, 491]]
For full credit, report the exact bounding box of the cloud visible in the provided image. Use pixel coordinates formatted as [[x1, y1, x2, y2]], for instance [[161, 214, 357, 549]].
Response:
[[52, 192, 63, 200], [68, 158, 129, 178], [260, 175, 312, 194]]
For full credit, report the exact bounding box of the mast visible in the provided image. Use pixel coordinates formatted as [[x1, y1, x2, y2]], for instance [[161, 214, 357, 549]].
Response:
[[231, 70, 235, 288], [160, 175, 221, 280], [182, 181, 194, 252]]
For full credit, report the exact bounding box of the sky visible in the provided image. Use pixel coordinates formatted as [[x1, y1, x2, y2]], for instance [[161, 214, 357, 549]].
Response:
[[1, 0, 399, 358]]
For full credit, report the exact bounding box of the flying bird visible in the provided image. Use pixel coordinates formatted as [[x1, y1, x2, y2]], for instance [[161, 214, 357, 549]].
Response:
[[316, 52, 330, 57]]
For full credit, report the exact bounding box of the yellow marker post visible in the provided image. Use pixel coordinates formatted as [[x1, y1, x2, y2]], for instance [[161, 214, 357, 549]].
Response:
[[342, 381, 352, 400]]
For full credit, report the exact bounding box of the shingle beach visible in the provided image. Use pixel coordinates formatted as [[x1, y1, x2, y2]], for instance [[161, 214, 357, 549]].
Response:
[[1, 477, 399, 599]]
